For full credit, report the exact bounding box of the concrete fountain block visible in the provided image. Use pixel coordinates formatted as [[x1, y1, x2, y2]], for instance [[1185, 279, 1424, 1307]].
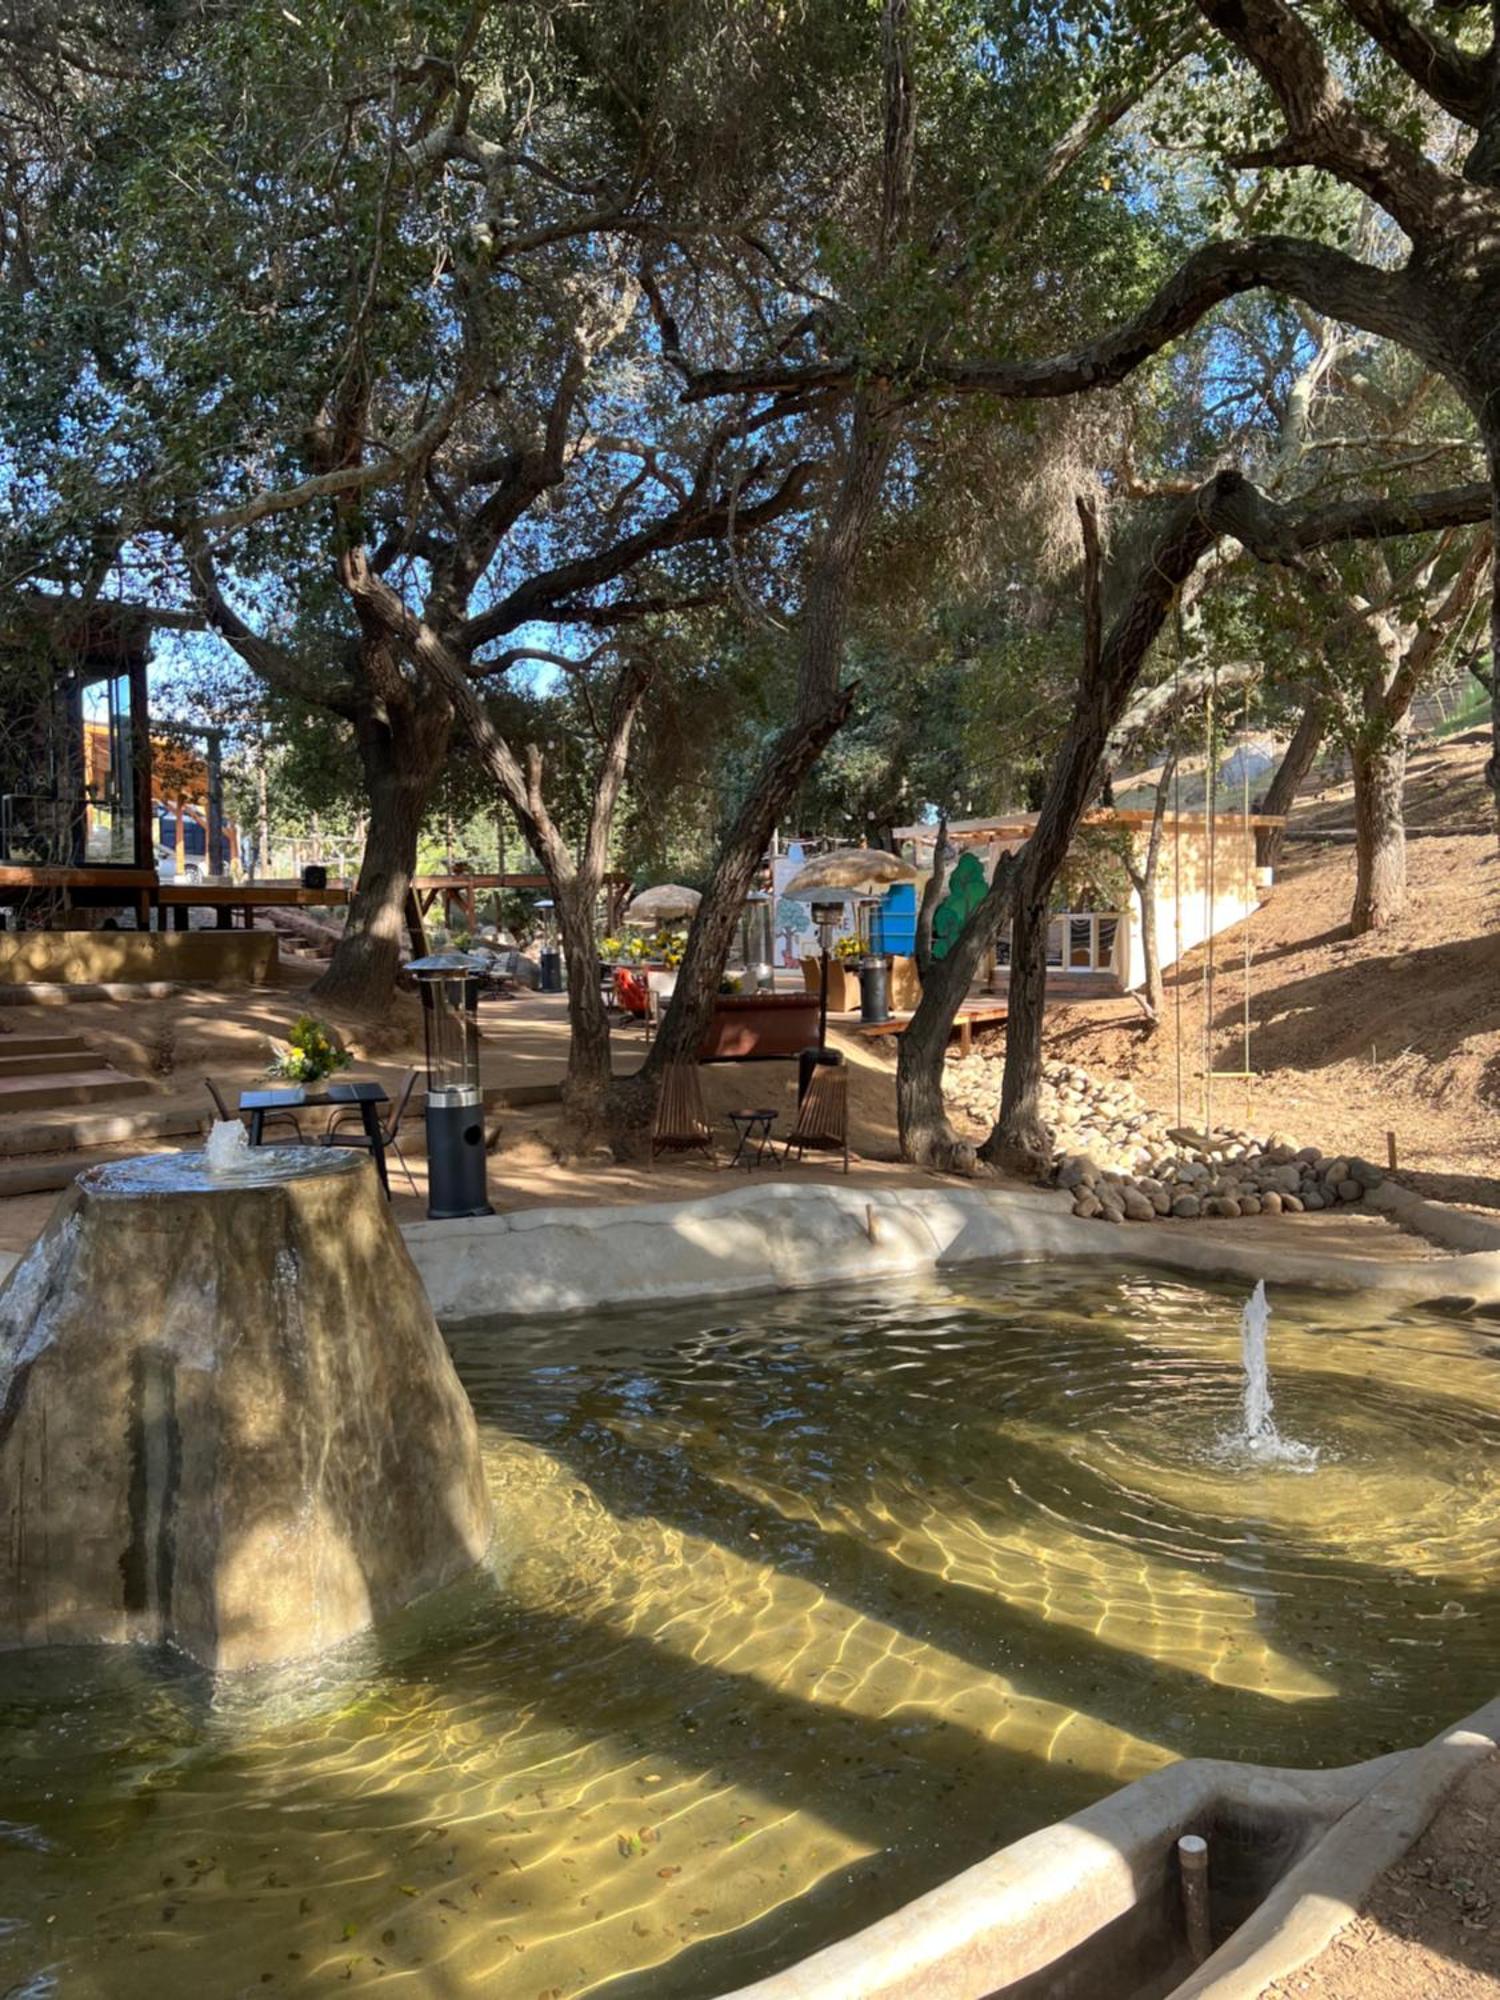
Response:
[[0, 1148, 492, 1670]]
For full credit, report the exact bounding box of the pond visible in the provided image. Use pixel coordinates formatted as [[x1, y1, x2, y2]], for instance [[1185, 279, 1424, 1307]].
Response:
[[2, 1266, 1498, 1998]]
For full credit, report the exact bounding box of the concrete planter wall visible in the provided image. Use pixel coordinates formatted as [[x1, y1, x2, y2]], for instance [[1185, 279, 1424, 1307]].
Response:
[[0, 929, 278, 987]]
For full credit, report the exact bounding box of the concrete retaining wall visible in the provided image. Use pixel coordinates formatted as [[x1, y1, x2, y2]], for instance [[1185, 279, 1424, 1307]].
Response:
[[0, 930, 278, 987], [404, 1179, 1500, 1323]]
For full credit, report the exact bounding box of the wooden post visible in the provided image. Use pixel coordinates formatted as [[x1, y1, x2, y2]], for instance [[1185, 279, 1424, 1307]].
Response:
[[1179, 1834, 1211, 1966], [1386, 1129, 1398, 1171]]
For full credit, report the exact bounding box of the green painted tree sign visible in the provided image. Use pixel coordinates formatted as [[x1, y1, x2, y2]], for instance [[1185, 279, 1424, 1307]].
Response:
[[931, 851, 988, 960]]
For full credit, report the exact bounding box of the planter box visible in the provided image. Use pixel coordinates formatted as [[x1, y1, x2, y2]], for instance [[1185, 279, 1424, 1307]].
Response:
[[698, 992, 821, 1062], [799, 957, 861, 1012], [799, 954, 921, 1013]]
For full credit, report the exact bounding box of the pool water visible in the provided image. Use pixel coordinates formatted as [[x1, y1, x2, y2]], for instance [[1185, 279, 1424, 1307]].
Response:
[[3, 1267, 1499, 1999]]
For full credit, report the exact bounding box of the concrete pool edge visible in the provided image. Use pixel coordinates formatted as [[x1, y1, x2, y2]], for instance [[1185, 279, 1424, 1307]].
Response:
[[401, 1178, 1500, 1321], [711, 1697, 1500, 2000]]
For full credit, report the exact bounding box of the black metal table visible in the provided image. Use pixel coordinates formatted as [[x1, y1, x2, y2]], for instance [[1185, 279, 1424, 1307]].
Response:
[[727, 1107, 779, 1170], [239, 1080, 392, 1196]]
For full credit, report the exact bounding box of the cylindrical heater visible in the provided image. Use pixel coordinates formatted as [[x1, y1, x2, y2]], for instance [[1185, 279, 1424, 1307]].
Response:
[[408, 953, 494, 1220], [859, 955, 891, 1024]]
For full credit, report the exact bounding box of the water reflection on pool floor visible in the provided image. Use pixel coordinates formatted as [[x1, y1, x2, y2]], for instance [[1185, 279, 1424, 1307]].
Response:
[[2, 1267, 1499, 1998]]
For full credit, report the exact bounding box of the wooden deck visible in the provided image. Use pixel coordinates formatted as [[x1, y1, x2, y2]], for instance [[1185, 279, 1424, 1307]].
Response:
[[855, 1000, 1009, 1058]]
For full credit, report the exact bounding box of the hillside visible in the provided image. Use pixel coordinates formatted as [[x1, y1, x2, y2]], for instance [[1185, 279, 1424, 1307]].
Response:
[[1046, 728, 1500, 1210]]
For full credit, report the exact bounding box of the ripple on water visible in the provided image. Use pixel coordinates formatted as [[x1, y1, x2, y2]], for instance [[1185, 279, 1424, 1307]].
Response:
[[1, 1268, 1498, 1999]]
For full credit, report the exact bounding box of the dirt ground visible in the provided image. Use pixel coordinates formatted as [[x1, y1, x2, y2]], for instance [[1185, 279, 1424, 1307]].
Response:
[[1260, 1754, 1500, 1999], [1037, 731, 1500, 1212]]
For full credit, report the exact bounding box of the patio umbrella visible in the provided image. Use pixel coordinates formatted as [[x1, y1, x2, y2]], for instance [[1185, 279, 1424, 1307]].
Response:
[[781, 849, 922, 1052], [780, 846, 922, 899], [625, 883, 702, 926]]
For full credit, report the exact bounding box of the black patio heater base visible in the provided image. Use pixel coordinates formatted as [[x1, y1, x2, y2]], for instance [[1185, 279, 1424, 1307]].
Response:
[[425, 1098, 494, 1220]]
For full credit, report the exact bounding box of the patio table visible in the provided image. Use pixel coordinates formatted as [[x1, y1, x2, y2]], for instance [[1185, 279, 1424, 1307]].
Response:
[[239, 1080, 392, 1196]]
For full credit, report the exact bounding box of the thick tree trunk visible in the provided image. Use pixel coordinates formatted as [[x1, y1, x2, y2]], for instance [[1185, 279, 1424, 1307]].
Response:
[[1488, 436, 1500, 849], [987, 883, 1053, 1171], [607, 400, 894, 1150], [1349, 726, 1408, 932], [552, 872, 614, 1138], [1123, 753, 1174, 1020], [312, 699, 451, 1016], [895, 854, 1015, 1170], [1138, 868, 1162, 1018], [645, 694, 854, 1067], [1256, 699, 1325, 869]]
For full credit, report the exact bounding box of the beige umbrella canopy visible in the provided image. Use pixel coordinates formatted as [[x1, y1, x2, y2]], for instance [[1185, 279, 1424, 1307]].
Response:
[[781, 847, 922, 899], [625, 882, 702, 926]]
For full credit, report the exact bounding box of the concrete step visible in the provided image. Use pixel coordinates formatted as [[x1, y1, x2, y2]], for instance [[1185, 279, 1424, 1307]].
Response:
[[0, 1050, 110, 1078], [0, 1068, 155, 1116], [0, 1103, 202, 1159], [0, 982, 189, 1006], [0, 1033, 91, 1058]]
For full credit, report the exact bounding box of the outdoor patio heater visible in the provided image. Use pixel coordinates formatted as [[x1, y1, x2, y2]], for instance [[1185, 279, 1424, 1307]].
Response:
[[408, 952, 494, 1220], [800, 898, 846, 1100]]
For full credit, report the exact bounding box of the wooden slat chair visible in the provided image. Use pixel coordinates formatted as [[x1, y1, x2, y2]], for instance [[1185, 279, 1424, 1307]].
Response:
[[651, 1061, 716, 1164], [783, 1064, 850, 1174]]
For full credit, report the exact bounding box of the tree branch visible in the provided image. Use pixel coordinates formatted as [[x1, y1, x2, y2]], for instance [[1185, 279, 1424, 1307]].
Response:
[[683, 236, 1417, 405], [460, 456, 818, 649], [1193, 0, 1497, 238], [1334, 0, 1490, 124], [183, 527, 358, 716]]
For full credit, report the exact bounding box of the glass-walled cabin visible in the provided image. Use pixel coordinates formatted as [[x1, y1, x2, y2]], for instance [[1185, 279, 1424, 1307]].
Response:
[[0, 613, 155, 914]]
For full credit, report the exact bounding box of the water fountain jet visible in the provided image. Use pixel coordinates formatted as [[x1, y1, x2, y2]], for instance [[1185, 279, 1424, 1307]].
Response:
[[1226, 1279, 1317, 1466]]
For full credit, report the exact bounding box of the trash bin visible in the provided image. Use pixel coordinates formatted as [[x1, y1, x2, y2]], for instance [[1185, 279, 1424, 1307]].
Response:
[[859, 954, 891, 1025], [539, 948, 563, 992]]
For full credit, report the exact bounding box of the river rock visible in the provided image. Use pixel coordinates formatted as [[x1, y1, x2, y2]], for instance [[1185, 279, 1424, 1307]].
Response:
[[0, 1149, 493, 1671], [1337, 1178, 1363, 1203]]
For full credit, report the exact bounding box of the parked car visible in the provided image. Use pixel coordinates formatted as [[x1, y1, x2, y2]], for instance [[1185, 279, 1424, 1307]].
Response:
[[156, 848, 203, 884]]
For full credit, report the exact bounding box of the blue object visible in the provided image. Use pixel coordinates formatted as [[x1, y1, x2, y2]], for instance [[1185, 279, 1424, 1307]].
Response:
[[869, 883, 917, 955]]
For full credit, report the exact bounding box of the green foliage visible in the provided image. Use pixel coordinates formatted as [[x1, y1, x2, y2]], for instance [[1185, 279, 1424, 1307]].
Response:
[[931, 850, 988, 959]]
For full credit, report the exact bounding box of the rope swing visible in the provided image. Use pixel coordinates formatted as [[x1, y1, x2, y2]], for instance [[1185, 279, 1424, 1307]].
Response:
[[1171, 603, 1185, 1133]]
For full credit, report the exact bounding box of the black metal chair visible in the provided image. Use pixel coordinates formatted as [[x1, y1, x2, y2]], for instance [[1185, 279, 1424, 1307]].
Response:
[[204, 1077, 306, 1143], [321, 1069, 420, 1194]]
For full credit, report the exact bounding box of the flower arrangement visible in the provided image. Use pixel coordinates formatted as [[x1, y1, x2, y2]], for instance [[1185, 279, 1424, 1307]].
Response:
[[266, 1014, 352, 1086], [834, 935, 865, 961], [600, 935, 625, 961]]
